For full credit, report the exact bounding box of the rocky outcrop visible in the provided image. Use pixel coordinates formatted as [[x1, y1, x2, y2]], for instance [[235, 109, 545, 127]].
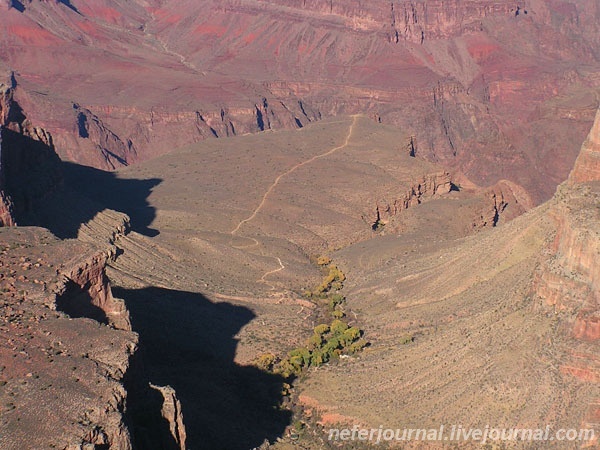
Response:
[[534, 187, 600, 321], [73, 104, 138, 169], [568, 108, 600, 184], [471, 179, 533, 228], [0, 228, 137, 450], [0, 130, 16, 226], [51, 244, 132, 331], [0, 81, 62, 225], [0, 85, 16, 226], [367, 172, 453, 229], [45, 209, 132, 331], [243, 0, 521, 42], [50, 98, 319, 169], [532, 109, 600, 441], [150, 384, 188, 450], [0, 191, 15, 226], [389, 0, 522, 43]]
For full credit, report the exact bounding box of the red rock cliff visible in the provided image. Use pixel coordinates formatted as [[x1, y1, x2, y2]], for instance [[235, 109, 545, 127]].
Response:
[[533, 108, 600, 439], [569, 108, 600, 185], [0, 80, 62, 226]]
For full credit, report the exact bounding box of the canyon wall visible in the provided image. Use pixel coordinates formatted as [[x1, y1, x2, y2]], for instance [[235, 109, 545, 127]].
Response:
[[569, 108, 600, 185], [251, 0, 523, 42], [0, 83, 186, 448], [367, 171, 453, 229], [533, 109, 600, 440], [0, 81, 62, 226], [535, 109, 600, 335], [0, 0, 598, 201]]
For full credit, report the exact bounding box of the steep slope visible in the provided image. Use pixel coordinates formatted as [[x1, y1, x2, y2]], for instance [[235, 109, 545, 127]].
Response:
[[0, 81, 187, 449], [0, 0, 598, 201], [296, 112, 600, 447], [569, 108, 600, 185], [0, 78, 62, 227], [533, 109, 600, 440]]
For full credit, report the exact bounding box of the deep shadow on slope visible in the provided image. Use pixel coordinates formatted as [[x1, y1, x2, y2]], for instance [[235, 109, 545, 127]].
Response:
[[1, 128, 62, 223], [1, 128, 161, 238], [60, 162, 161, 237], [55, 280, 110, 325], [116, 286, 292, 450]]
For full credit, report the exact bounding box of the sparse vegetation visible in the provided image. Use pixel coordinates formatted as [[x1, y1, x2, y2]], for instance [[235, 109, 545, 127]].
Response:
[[265, 317, 367, 378], [306, 262, 346, 296], [316, 255, 331, 266], [303, 260, 348, 318], [255, 257, 367, 379], [254, 352, 277, 372], [399, 334, 415, 345]]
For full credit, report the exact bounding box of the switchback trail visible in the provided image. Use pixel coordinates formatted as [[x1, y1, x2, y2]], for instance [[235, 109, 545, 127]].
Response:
[[230, 115, 359, 288], [231, 115, 359, 235], [259, 257, 285, 288]]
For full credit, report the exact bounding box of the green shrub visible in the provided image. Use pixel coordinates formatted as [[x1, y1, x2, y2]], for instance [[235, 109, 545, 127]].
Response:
[[314, 323, 330, 336], [331, 309, 345, 319], [341, 327, 361, 345], [322, 336, 342, 355], [317, 255, 332, 266], [399, 334, 415, 345], [314, 264, 346, 295], [254, 353, 277, 372], [330, 319, 349, 335], [288, 347, 311, 367], [307, 333, 323, 350], [330, 281, 343, 291], [348, 339, 368, 354], [310, 349, 328, 366], [328, 293, 345, 310], [274, 359, 301, 378]]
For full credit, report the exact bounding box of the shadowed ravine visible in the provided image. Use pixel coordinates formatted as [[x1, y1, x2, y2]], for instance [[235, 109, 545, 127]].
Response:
[[28, 155, 293, 448], [112, 117, 361, 448], [117, 286, 291, 450]]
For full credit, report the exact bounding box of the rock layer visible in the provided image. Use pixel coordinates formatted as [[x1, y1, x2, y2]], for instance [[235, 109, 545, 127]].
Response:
[[569, 108, 600, 185], [368, 171, 453, 229], [0, 0, 598, 202], [0, 80, 62, 226], [531, 110, 600, 445], [0, 228, 137, 450]]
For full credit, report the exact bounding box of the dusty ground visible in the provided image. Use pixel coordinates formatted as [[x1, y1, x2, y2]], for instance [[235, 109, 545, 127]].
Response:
[[55, 115, 594, 449], [2, 110, 598, 449], [295, 186, 600, 448], [68, 116, 502, 362]]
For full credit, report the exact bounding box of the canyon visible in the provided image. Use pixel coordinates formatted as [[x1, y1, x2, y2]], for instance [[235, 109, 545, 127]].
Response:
[[0, 0, 599, 449], [1, 0, 599, 200]]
